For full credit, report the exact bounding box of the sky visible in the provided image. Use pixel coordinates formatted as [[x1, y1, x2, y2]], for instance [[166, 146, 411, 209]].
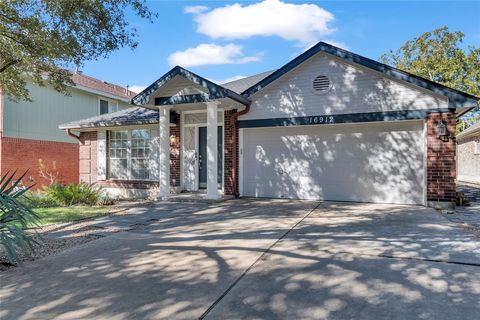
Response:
[[81, 0, 480, 93]]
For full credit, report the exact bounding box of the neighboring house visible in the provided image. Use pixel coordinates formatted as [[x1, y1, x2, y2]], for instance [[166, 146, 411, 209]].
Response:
[[457, 122, 480, 184], [0, 73, 136, 187], [60, 42, 479, 208]]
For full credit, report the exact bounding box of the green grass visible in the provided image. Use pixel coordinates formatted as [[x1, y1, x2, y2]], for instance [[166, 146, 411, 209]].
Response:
[[31, 206, 109, 226]]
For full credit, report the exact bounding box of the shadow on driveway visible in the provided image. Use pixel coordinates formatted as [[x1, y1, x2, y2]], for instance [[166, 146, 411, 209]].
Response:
[[0, 200, 479, 320]]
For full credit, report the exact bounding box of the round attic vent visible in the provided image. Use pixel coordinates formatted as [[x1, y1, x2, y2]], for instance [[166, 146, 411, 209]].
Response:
[[312, 75, 332, 95]]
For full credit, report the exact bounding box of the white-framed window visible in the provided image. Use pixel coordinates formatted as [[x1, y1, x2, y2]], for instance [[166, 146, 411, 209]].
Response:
[[99, 98, 119, 115], [107, 129, 151, 180], [475, 139, 480, 155]]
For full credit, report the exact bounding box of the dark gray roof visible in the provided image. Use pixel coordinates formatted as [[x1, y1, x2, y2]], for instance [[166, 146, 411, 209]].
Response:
[[221, 70, 276, 94], [59, 107, 160, 129], [131, 66, 250, 106], [457, 121, 480, 139]]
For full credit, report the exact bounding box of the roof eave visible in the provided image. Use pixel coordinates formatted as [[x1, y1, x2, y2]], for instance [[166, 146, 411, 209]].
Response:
[[131, 66, 250, 107]]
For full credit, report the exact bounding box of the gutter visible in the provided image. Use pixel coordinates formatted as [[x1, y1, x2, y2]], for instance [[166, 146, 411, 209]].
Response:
[[66, 129, 81, 141], [230, 103, 251, 197]]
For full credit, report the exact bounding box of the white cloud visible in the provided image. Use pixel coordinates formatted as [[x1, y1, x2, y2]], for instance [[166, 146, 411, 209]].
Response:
[[129, 85, 146, 93], [167, 43, 262, 67], [184, 5, 209, 14], [190, 0, 336, 47]]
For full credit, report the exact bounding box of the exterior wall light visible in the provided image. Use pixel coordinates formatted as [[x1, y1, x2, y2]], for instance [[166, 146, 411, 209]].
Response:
[[436, 120, 448, 138]]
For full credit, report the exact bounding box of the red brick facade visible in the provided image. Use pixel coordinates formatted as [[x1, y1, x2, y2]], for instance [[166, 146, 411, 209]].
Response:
[[78, 120, 181, 190], [170, 114, 181, 187], [224, 109, 237, 195], [426, 111, 457, 204], [0, 136, 79, 189]]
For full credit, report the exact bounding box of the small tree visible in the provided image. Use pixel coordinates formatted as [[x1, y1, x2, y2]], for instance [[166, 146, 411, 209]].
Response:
[[0, 0, 155, 101], [380, 27, 480, 132]]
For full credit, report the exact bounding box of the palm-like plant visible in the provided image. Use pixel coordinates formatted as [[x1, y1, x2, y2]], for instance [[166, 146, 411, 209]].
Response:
[[0, 171, 39, 264]]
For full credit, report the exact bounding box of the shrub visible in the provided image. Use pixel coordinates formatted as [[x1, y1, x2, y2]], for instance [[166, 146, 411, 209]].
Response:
[[43, 183, 105, 206], [18, 191, 60, 208], [0, 171, 39, 264]]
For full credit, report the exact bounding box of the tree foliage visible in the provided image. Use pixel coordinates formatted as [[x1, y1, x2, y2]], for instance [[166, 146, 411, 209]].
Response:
[[380, 27, 480, 132], [0, 0, 154, 101]]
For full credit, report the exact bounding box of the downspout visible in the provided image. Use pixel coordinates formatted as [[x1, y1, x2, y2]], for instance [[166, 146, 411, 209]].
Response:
[[66, 129, 81, 141], [230, 103, 251, 197]]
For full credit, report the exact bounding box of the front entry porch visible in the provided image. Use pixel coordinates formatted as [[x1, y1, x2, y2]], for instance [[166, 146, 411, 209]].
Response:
[[131, 66, 250, 200]]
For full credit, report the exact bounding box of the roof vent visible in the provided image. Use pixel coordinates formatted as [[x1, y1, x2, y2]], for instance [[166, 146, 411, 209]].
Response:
[[312, 75, 332, 95]]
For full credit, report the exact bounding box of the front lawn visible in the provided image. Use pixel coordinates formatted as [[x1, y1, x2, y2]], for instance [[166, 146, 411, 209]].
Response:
[[31, 206, 109, 227]]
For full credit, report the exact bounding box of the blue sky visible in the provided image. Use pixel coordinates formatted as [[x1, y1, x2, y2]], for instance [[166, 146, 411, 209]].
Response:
[[82, 0, 480, 93]]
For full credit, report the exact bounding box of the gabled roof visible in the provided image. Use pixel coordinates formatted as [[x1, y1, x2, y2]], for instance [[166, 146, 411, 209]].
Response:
[[221, 70, 276, 94], [71, 72, 137, 100], [241, 42, 479, 112], [457, 121, 480, 140], [131, 66, 250, 106], [59, 107, 167, 129]]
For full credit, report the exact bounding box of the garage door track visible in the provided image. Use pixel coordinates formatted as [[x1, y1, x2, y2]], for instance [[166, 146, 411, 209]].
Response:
[[1, 200, 479, 320]]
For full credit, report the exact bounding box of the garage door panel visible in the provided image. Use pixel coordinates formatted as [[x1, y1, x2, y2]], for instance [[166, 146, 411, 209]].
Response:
[[242, 122, 424, 205]]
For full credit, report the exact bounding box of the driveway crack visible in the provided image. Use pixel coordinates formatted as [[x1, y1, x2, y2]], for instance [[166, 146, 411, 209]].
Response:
[[198, 201, 322, 319]]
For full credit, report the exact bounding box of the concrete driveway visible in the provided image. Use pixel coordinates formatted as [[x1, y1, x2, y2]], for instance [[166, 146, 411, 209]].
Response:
[[1, 200, 479, 320]]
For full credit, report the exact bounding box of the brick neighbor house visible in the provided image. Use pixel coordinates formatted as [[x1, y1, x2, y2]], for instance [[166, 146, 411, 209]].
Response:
[[457, 122, 480, 184], [0, 73, 136, 188], [60, 42, 478, 209]]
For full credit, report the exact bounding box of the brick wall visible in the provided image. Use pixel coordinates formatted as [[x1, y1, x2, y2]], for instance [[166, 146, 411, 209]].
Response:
[[78, 125, 181, 190], [224, 109, 237, 195], [79, 131, 97, 184], [170, 114, 181, 187], [426, 111, 457, 203], [98, 180, 158, 189], [0, 136, 79, 189]]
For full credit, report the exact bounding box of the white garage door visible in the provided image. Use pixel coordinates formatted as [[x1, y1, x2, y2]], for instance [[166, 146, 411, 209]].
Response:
[[241, 121, 425, 205]]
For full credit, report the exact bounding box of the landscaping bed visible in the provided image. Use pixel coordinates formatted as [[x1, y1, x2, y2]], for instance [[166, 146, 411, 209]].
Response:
[[0, 200, 151, 271]]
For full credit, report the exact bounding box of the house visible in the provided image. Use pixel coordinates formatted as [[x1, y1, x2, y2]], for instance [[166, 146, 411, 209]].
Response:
[[59, 42, 479, 208], [457, 122, 480, 184], [0, 73, 136, 187]]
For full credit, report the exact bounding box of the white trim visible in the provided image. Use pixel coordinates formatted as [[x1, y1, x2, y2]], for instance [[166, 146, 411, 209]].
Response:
[[98, 96, 120, 115], [195, 126, 200, 191], [180, 110, 225, 192], [239, 128, 244, 196], [97, 130, 107, 180]]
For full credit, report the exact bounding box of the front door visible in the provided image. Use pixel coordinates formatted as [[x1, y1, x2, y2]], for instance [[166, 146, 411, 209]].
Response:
[[198, 126, 223, 188]]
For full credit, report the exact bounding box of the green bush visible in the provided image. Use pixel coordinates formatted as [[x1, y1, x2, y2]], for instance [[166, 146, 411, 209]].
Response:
[[0, 171, 39, 264], [43, 183, 105, 206], [18, 191, 59, 208]]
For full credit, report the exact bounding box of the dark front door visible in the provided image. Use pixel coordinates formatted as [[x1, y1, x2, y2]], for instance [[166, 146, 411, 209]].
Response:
[[198, 126, 223, 188]]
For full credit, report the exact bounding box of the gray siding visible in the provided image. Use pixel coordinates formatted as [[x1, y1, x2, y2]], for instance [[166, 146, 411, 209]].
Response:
[[3, 82, 130, 143], [240, 53, 448, 121]]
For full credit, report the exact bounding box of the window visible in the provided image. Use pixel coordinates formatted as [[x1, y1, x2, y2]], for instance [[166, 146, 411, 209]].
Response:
[[108, 129, 151, 180], [131, 129, 150, 179], [475, 139, 480, 155], [99, 99, 119, 115]]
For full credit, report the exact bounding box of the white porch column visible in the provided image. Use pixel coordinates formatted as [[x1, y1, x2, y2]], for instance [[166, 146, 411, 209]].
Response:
[[206, 101, 220, 199], [158, 106, 171, 199]]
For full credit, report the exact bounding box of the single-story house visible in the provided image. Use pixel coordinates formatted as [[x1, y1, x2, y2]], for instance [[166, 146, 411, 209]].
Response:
[[457, 122, 480, 184], [59, 42, 479, 209]]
